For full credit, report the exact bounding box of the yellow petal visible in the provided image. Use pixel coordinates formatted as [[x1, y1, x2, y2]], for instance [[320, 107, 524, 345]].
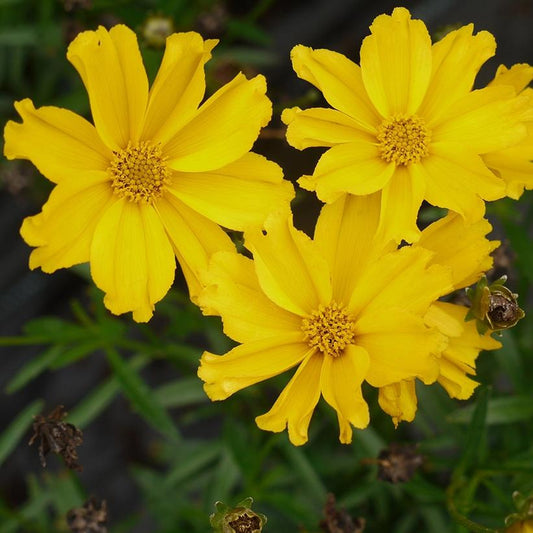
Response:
[[348, 245, 453, 318], [4, 99, 111, 184], [432, 85, 528, 152], [426, 302, 501, 399], [199, 251, 302, 343], [155, 194, 235, 305], [91, 200, 175, 322], [21, 179, 113, 272], [376, 165, 425, 244], [163, 73, 271, 172], [489, 63, 533, 93], [314, 193, 395, 305], [297, 142, 395, 203], [483, 135, 533, 199], [420, 146, 505, 221], [356, 309, 442, 387], [198, 334, 308, 400], [361, 7, 432, 116], [282, 106, 374, 150], [290, 45, 379, 132], [255, 351, 322, 446], [378, 381, 417, 427], [168, 152, 294, 231], [417, 212, 498, 290], [419, 26, 495, 122], [245, 213, 332, 316], [67, 25, 148, 149], [142, 32, 216, 144], [320, 345, 370, 443]]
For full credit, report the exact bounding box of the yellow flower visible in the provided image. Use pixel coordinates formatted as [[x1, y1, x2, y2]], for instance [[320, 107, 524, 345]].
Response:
[[507, 520, 533, 533], [483, 63, 533, 199], [378, 213, 501, 426], [282, 7, 528, 243], [197, 196, 454, 445], [4, 26, 293, 322]]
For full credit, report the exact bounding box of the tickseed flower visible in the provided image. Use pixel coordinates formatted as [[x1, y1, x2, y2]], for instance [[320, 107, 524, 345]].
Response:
[[282, 7, 529, 243], [378, 213, 501, 426], [507, 521, 533, 533], [483, 63, 533, 199], [198, 195, 455, 445], [4, 26, 293, 321]]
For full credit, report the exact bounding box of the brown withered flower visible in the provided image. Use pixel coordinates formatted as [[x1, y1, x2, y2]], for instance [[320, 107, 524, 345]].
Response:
[[29, 405, 83, 471], [67, 497, 108, 533], [375, 443, 424, 484], [319, 493, 365, 533], [466, 275, 525, 333]]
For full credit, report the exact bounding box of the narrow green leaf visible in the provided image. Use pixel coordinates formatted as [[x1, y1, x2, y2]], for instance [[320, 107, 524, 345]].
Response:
[[69, 355, 147, 428], [281, 440, 327, 504], [5, 346, 63, 393], [448, 396, 533, 425], [165, 443, 221, 487], [0, 27, 38, 46], [154, 377, 207, 408], [455, 386, 490, 476], [205, 448, 240, 510], [0, 399, 43, 467], [105, 348, 181, 441]]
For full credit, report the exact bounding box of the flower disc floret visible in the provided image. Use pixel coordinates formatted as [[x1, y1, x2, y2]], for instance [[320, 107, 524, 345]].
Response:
[[301, 302, 355, 358], [377, 115, 430, 165], [109, 141, 170, 203]]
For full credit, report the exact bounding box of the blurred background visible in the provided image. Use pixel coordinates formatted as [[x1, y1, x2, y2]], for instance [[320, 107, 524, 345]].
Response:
[[1, 1, 532, 532]]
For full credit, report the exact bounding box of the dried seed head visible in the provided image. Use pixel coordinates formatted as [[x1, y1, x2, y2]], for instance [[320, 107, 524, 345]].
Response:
[[375, 443, 424, 484], [67, 497, 108, 533], [29, 405, 83, 471], [319, 493, 365, 533]]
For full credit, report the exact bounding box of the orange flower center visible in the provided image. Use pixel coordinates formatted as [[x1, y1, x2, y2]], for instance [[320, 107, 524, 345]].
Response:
[[109, 141, 171, 203], [301, 302, 356, 358], [377, 115, 430, 165]]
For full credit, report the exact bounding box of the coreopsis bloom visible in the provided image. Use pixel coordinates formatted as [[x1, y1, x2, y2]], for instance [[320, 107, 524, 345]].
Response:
[[378, 213, 501, 426], [4, 26, 293, 321], [198, 196, 454, 445], [282, 7, 528, 242], [483, 63, 533, 199], [507, 520, 533, 533]]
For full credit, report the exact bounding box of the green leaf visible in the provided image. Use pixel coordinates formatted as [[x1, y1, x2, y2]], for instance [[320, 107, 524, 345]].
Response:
[[154, 377, 207, 408], [5, 345, 63, 393], [165, 442, 222, 487], [280, 439, 327, 505], [0, 399, 43, 467], [455, 386, 490, 476], [0, 27, 38, 46], [69, 355, 147, 428], [105, 348, 181, 442], [448, 396, 533, 425]]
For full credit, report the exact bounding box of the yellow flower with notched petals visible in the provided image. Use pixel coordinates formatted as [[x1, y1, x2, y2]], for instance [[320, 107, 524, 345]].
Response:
[[378, 212, 501, 426], [197, 198, 454, 446], [507, 520, 533, 533], [4, 26, 293, 322], [483, 63, 533, 199], [283, 7, 528, 243]]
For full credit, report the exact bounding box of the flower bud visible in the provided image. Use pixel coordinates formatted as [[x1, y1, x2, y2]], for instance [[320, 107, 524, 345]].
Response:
[[465, 276, 525, 333], [210, 498, 266, 533]]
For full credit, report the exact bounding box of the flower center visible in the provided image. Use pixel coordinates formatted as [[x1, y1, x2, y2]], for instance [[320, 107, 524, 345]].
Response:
[[301, 302, 356, 358], [109, 141, 171, 203], [376, 115, 430, 165]]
